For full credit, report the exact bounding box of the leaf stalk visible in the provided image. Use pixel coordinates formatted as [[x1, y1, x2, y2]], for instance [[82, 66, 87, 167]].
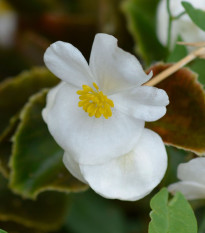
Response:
[[145, 46, 205, 86]]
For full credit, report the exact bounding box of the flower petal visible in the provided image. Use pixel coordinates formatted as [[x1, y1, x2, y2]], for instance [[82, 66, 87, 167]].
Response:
[[168, 181, 205, 200], [43, 82, 144, 165], [110, 86, 169, 122], [42, 82, 64, 123], [44, 41, 94, 88], [63, 152, 87, 183], [177, 158, 205, 186], [80, 129, 167, 201], [89, 33, 152, 95], [0, 12, 17, 47]]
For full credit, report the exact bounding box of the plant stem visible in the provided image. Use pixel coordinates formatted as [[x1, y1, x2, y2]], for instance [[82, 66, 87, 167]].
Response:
[[166, 0, 172, 50], [173, 11, 186, 20], [145, 47, 205, 86]]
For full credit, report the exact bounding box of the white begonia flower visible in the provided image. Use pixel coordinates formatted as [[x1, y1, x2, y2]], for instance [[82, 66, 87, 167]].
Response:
[[63, 129, 167, 201], [168, 158, 205, 200], [0, 0, 17, 47], [157, 0, 205, 48], [43, 33, 169, 201]]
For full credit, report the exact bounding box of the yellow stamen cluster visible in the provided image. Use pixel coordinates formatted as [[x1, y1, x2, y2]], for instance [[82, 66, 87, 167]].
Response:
[[77, 83, 114, 119]]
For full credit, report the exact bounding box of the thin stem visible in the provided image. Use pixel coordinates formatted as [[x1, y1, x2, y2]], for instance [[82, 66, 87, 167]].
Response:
[[166, 1, 186, 50], [173, 11, 186, 20], [166, 0, 172, 16], [145, 47, 205, 86], [177, 41, 205, 47], [166, 0, 172, 50]]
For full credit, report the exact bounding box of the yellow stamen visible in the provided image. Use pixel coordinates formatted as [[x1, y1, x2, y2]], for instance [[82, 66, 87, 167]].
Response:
[[77, 83, 114, 119]]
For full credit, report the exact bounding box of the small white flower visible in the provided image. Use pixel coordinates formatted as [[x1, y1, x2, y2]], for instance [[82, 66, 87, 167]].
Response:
[[169, 158, 205, 200], [0, 0, 17, 47], [157, 0, 205, 48], [43, 33, 169, 201]]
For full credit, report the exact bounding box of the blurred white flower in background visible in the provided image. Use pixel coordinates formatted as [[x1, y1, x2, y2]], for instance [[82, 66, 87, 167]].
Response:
[[43, 33, 169, 201], [169, 158, 205, 200], [0, 0, 17, 48], [157, 0, 205, 49]]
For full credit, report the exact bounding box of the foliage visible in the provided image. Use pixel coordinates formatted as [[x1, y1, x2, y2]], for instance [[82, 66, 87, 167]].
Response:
[[166, 37, 188, 63], [146, 64, 205, 155], [0, 229, 8, 233], [9, 89, 87, 199], [0, 174, 68, 231], [0, 67, 58, 137], [0, 67, 59, 177], [149, 188, 197, 233], [0, 68, 87, 231], [182, 1, 205, 31], [122, 0, 167, 65]]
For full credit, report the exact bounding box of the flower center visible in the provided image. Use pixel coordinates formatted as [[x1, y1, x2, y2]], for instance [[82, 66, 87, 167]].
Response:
[[77, 83, 114, 119]]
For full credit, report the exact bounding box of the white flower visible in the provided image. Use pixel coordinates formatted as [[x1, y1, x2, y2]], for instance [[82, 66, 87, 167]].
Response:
[[169, 158, 205, 200], [157, 0, 205, 48], [42, 33, 169, 201], [0, 0, 17, 47]]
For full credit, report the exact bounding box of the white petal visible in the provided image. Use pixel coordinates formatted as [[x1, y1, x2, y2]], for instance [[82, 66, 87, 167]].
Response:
[[0, 12, 17, 47], [80, 129, 167, 201], [44, 41, 94, 88], [89, 33, 152, 95], [43, 82, 144, 165], [177, 158, 205, 186], [110, 86, 169, 122], [168, 181, 205, 200], [63, 152, 87, 183], [42, 82, 64, 123]]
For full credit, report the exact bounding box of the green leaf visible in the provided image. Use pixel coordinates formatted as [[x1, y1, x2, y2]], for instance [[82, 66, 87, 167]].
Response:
[[149, 188, 198, 233], [0, 229, 7, 233], [182, 1, 205, 31], [0, 67, 59, 138], [0, 220, 69, 233], [167, 37, 188, 63], [9, 90, 87, 199], [65, 190, 126, 233], [0, 174, 68, 231], [189, 58, 205, 86], [0, 115, 19, 177], [0, 67, 59, 177], [0, 222, 43, 233], [196, 207, 205, 233], [122, 0, 167, 65], [146, 64, 205, 155]]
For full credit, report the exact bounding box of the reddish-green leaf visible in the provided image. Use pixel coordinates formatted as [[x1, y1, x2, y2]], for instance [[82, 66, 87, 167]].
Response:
[[146, 64, 205, 155]]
